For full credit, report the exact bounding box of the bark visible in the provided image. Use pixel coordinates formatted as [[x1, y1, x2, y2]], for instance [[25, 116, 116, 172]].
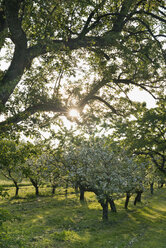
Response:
[[79, 187, 85, 201], [15, 184, 19, 196], [13, 180, 19, 196], [65, 182, 68, 198], [30, 178, 39, 196], [0, 9, 6, 33], [7, 171, 19, 196], [1, 0, 28, 105], [159, 182, 164, 188], [125, 193, 131, 209], [108, 197, 117, 212], [150, 183, 154, 195], [134, 191, 142, 205], [52, 185, 56, 195], [99, 199, 109, 221], [35, 186, 39, 196]]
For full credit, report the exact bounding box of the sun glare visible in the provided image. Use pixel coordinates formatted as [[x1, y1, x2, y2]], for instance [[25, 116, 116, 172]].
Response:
[[69, 109, 79, 118]]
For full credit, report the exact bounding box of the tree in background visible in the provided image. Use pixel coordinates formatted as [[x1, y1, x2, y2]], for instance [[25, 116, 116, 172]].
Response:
[[64, 138, 148, 220], [40, 150, 65, 195], [23, 153, 48, 196], [112, 100, 166, 176], [0, 139, 25, 196]]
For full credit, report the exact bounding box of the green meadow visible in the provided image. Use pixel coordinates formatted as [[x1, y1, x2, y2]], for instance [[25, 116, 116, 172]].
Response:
[[0, 179, 166, 248]]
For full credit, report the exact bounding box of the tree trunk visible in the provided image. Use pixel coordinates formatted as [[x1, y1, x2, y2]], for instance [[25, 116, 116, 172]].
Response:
[[13, 180, 19, 197], [35, 186, 39, 196], [137, 192, 142, 202], [108, 197, 117, 212], [74, 183, 79, 194], [65, 182, 68, 198], [134, 191, 142, 205], [15, 185, 19, 196], [79, 187, 85, 201], [30, 178, 39, 196], [125, 193, 131, 209], [99, 199, 109, 221], [150, 183, 154, 194], [52, 185, 56, 195]]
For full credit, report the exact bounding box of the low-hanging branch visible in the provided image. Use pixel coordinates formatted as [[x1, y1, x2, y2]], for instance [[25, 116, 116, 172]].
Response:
[[0, 101, 68, 132]]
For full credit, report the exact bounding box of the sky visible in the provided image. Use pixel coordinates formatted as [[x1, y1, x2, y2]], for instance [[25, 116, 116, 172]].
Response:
[[128, 87, 156, 109]]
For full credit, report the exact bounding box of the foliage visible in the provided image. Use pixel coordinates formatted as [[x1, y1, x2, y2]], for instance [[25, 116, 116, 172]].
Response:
[[23, 154, 48, 195], [0, 139, 26, 195], [64, 137, 148, 219], [0, 0, 165, 135], [112, 100, 166, 174], [43, 151, 65, 192]]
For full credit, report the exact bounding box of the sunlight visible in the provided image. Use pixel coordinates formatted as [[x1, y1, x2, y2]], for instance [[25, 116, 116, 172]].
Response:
[[69, 109, 79, 118]]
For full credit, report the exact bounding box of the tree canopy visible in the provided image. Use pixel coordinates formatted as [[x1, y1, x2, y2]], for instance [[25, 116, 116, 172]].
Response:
[[0, 0, 165, 135], [112, 100, 166, 174]]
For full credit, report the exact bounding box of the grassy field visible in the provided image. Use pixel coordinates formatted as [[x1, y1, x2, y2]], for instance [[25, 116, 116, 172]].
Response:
[[0, 180, 166, 248]]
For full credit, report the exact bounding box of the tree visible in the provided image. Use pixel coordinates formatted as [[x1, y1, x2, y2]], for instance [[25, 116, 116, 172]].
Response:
[[64, 138, 147, 220], [0, 0, 165, 135], [0, 139, 25, 196], [113, 100, 166, 175], [40, 150, 64, 195], [23, 153, 47, 196]]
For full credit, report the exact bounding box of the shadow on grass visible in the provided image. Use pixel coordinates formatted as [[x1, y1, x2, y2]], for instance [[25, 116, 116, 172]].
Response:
[[1, 188, 166, 248]]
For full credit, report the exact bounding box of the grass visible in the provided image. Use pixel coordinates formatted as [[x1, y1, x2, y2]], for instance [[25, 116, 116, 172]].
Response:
[[0, 180, 166, 248]]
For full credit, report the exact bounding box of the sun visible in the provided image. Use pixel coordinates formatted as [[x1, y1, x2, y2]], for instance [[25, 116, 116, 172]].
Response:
[[69, 109, 79, 118]]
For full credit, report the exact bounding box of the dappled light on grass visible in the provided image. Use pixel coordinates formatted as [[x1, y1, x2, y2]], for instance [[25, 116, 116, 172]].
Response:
[[0, 185, 166, 248]]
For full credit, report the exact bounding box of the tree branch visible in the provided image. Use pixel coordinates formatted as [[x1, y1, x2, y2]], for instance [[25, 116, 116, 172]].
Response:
[[90, 95, 119, 114], [111, 0, 135, 32], [0, 101, 68, 133], [129, 17, 166, 64], [79, 0, 107, 37], [113, 78, 159, 100], [143, 11, 166, 24], [78, 78, 108, 109], [0, 0, 28, 105]]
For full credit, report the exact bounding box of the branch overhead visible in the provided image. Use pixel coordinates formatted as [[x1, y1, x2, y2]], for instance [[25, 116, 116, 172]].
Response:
[[0, 0, 165, 133]]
